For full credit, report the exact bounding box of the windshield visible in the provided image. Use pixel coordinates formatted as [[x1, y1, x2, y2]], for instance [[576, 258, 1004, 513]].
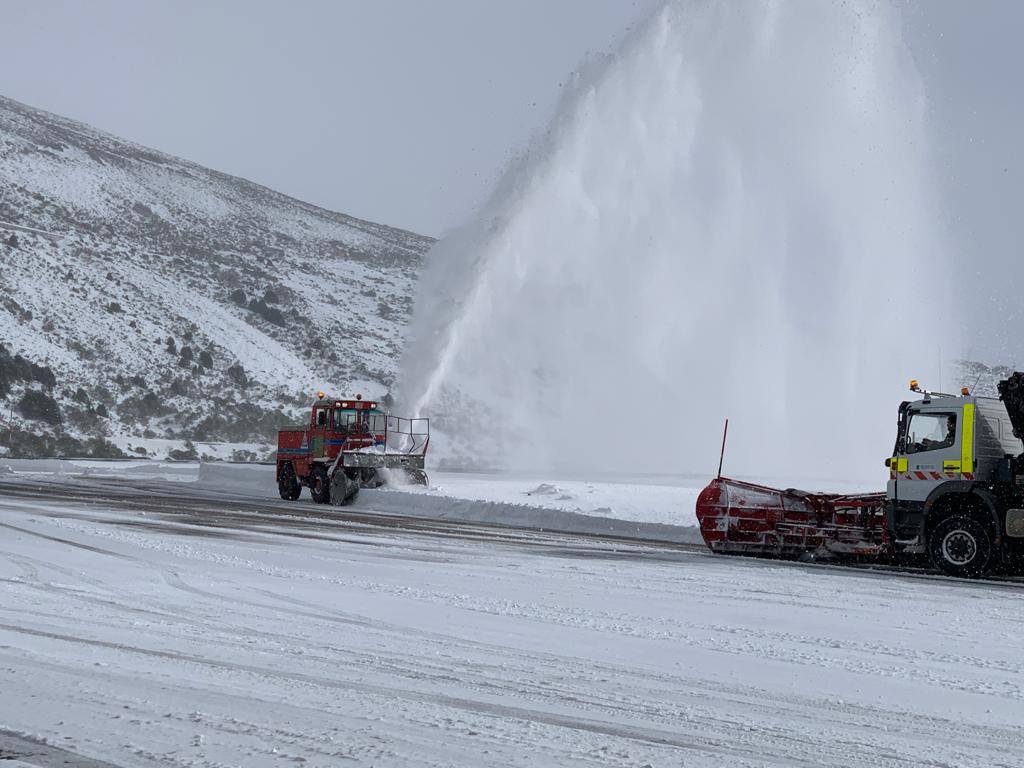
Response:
[[906, 411, 957, 454], [333, 409, 358, 432]]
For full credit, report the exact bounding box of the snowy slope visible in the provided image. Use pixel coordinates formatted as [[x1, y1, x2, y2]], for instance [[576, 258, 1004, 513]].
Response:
[[0, 94, 432, 457]]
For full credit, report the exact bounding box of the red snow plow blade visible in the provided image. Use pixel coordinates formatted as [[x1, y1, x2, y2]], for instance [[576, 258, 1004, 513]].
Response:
[[696, 477, 891, 559]]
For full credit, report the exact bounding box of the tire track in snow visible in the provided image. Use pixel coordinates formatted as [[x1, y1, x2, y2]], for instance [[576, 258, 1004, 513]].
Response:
[[0, 620, 811, 765], [4, 617, 1019, 768]]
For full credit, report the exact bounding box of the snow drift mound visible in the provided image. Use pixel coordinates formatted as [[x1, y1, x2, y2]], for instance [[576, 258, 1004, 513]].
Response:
[[400, 0, 955, 484]]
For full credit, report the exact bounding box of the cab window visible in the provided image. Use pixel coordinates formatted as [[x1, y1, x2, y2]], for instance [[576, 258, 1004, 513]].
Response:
[[314, 408, 328, 428], [366, 412, 386, 433], [906, 412, 957, 454], [333, 409, 357, 432]]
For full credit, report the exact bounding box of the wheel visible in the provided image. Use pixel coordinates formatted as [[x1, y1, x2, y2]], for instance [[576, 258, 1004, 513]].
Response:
[[928, 515, 994, 578], [330, 469, 360, 506], [309, 465, 331, 504], [277, 463, 301, 501]]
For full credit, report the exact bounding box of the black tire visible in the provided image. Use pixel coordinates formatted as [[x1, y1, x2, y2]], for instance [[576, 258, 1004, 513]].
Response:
[[928, 515, 994, 578], [330, 469, 360, 506], [277, 463, 301, 501], [309, 465, 331, 504]]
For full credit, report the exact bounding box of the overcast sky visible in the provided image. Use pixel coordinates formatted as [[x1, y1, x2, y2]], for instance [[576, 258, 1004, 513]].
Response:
[[0, 0, 661, 237], [897, 1, 1024, 364], [1, 0, 1021, 359]]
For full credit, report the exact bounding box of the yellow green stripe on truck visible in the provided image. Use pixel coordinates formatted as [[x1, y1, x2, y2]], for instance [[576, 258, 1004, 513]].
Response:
[[962, 402, 975, 474]]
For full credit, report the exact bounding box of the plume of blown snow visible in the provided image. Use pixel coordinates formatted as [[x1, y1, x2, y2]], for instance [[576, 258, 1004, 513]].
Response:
[[400, 0, 956, 484]]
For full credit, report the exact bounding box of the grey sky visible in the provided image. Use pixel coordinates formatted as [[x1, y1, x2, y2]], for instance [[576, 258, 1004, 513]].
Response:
[[0, 1, 1020, 360], [0, 0, 660, 237], [898, 1, 1024, 364]]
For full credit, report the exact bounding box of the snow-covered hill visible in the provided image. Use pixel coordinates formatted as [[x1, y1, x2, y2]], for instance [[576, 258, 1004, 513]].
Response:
[[0, 94, 432, 458]]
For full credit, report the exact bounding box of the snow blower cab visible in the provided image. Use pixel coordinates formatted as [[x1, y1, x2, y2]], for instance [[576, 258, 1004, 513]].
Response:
[[276, 394, 429, 506]]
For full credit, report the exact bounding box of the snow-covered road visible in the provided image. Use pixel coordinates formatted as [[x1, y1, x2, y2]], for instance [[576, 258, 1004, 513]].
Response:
[[2, 477, 1024, 767]]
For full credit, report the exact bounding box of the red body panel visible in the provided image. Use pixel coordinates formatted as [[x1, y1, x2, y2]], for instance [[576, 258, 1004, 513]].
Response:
[[696, 477, 890, 559]]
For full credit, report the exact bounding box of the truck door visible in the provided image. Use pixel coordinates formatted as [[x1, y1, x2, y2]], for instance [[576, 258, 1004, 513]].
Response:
[[896, 405, 963, 504], [333, 408, 358, 453], [311, 405, 329, 458]]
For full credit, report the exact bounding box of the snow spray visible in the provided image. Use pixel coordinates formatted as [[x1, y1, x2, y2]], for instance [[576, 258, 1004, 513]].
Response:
[[399, 0, 956, 484]]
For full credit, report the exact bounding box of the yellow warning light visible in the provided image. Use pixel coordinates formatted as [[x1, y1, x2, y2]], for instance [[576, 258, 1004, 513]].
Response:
[[909, 379, 920, 392], [316, 391, 325, 400], [961, 387, 970, 396]]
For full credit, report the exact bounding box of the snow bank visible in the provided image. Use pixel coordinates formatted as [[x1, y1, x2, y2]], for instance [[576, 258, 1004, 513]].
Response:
[[191, 465, 704, 542], [196, 461, 278, 497], [0, 458, 199, 482], [355, 489, 703, 544], [425, 472, 701, 528]]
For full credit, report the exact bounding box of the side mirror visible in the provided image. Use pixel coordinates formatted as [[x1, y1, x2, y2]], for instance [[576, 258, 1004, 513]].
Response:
[[884, 457, 892, 468]]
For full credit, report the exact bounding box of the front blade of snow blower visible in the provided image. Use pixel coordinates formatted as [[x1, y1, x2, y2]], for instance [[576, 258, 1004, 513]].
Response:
[[696, 477, 890, 559]]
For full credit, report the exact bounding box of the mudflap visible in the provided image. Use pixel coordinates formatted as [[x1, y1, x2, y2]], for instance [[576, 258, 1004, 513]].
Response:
[[695, 477, 890, 561], [329, 469, 360, 506]]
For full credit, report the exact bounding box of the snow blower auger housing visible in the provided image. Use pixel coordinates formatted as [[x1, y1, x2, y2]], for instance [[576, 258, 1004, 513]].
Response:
[[697, 374, 1024, 578], [276, 394, 429, 506]]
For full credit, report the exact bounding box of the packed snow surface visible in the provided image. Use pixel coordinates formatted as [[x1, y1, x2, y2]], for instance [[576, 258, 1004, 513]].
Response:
[[2, 475, 1024, 766]]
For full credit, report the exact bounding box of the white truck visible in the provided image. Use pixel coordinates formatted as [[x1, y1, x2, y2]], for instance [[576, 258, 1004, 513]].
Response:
[[697, 373, 1024, 578]]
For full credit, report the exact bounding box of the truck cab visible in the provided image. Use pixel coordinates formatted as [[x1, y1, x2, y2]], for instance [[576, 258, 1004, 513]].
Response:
[[887, 380, 1024, 576], [307, 397, 386, 458]]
